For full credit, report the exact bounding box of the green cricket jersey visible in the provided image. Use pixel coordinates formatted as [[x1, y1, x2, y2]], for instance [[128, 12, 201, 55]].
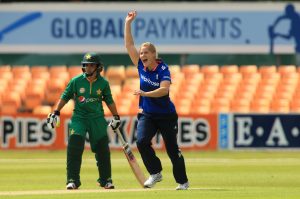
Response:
[[61, 73, 114, 118]]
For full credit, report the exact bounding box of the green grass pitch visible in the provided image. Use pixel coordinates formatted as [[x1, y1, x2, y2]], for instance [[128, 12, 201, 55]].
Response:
[[0, 150, 300, 199]]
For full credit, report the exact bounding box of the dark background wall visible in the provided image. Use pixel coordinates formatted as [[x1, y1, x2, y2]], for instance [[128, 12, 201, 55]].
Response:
[[0, 53, 297, 67]]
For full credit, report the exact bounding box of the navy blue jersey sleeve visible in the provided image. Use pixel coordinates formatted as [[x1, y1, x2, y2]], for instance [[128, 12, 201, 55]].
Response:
[[159, 66, 172, 83]]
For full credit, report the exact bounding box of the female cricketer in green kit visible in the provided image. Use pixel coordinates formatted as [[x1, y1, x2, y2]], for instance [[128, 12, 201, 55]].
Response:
[[47, 52, 121, 190]]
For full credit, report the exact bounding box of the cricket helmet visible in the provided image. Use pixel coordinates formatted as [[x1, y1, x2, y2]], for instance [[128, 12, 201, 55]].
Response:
[[81, 52, 104, 74]]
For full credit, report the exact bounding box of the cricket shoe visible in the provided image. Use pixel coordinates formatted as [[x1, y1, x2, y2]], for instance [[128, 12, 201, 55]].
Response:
[[144, 172, 162, 188], [104, 182, 115, 189], [176, 181, 189, 190], [66, 182, 78, 190]]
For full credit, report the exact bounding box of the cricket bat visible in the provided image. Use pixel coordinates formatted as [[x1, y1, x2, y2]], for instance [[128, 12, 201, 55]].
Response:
[[111, 127, 146, 187]]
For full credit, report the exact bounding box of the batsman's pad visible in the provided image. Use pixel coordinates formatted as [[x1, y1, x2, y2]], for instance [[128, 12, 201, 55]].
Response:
[[47, 113, 60, 129]]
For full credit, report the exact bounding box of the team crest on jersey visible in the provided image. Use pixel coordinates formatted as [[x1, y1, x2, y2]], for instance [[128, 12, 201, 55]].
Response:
[[79, 88, 85, 93], [69, 129, 75, 135], [78, 96, 86, 103], [96, 89, 102, 95]]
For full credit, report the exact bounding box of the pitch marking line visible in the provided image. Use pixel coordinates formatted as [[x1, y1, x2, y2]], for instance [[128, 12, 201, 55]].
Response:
[[0, 188, 211, 196]]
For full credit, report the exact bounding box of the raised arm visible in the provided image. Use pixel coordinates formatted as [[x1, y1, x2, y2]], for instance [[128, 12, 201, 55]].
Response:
[[124, 10, 139, 66]]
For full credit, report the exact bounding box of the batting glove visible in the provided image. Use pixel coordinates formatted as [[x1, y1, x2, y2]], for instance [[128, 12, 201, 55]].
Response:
[[47, 110, 60, 129], [109, 115, 121, 130]]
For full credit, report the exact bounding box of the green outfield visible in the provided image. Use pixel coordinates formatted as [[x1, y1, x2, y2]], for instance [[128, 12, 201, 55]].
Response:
[[0, 150, 300, 199]]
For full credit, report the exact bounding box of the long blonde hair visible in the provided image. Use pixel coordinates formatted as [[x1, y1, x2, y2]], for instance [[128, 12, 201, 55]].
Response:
[[140, 42, 158, 59]]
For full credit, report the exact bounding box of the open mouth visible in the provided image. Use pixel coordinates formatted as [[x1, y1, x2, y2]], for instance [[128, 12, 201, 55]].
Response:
[[142, 59, 148, 64]]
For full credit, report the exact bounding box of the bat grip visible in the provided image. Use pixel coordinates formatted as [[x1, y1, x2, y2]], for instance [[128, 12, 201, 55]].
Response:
[[111, 127, 127, 145]]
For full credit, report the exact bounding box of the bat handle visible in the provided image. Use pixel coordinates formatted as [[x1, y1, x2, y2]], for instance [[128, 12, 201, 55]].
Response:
[[111, 127, 126, 144]]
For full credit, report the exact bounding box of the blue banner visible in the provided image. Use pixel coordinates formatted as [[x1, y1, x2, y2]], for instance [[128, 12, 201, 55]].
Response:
[[233, 114, 300, 148], [218, 114, 230, 149]]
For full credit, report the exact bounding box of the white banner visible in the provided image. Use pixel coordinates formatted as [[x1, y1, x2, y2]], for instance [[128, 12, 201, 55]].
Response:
[[0, 2, 299, 54]]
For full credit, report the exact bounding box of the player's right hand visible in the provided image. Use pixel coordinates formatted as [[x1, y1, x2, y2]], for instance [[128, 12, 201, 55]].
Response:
[[109, 115, 121, 130], [125, 10, 137, 23], [46, 110, 60, 129]]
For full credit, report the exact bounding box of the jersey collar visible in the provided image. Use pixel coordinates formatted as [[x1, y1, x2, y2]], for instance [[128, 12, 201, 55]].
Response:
[[83, 73, 99, 82], [144, 59, 163, 72]]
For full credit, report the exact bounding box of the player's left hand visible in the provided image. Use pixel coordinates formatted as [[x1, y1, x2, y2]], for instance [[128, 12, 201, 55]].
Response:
[[109, 115, 121, 130], [46, 110, 60, 129], [133, 90, 146, 96]]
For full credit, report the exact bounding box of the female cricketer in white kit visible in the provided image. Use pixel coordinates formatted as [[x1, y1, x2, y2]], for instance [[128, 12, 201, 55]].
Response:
[[124, 10, 189, 190]]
